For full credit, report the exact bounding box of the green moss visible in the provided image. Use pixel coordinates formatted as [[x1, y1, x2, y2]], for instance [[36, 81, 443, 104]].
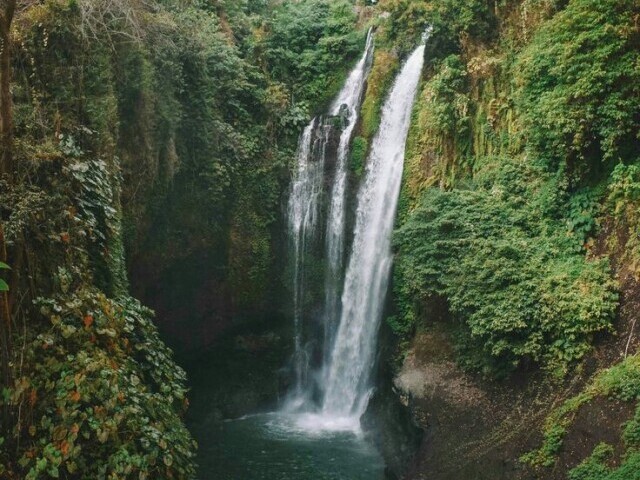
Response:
[[524, 355, 640, 470], [402, 54, 471, 193], [516, 0, 640, 172], [350, 136, 368, 177], [360, 49, 400, 139]]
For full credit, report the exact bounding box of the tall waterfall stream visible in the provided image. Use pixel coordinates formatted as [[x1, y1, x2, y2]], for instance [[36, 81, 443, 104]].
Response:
[[287, 29, 375, 411], [192, 35, 425, 480]]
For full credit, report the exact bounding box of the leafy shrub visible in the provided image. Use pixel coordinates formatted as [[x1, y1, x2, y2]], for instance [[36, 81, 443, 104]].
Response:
[[420, 55, 470, 137], [592, 355, 640, 402], [394, 158, 618, 376], [265, 0, 360, 108], [568, 443, 614, 480], [12, 291, 196, 480], [517, 0, 640, 173], [350, 136, 368, 177], [377, 0, 430, 54], [623, 407, 640, 449], [568, 448, 640, 480], [606, 163, 640, 275], [566, 188, 603, 248], [522, 424, 568, 467], [379, 0, 496, 60], [0, 139, 198, 477]]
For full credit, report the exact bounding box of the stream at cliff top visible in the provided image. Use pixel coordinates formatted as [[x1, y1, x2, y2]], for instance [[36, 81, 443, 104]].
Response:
[[190, 412, 385, 480]]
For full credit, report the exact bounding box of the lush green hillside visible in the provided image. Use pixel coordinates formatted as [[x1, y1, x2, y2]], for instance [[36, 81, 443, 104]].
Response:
[[1, 0, 639, 478], [372, 0, 640, 478], [0, 0, 363, 477]]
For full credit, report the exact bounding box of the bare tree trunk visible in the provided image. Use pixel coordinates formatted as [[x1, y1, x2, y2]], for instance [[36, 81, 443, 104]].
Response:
[[0, 0, 15, 434], [0, 224, 11, 432], [0, 0, 16, 179]]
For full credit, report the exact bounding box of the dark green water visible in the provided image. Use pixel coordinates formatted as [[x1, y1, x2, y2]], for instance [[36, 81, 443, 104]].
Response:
[[190, 412, 385, 480]]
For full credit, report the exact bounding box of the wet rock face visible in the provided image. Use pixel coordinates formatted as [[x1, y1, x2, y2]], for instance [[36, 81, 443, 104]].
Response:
[[395, 266, 640, 480], [186, 319, 293, 421], [362, 382, 423, 480], [397, 329, 541, 480], [130, 248, 235, 355], [360, 319, 423, 480], [337, 103, 351, 127], [394, 357, 487, 410], [318, 115, 344, 188]]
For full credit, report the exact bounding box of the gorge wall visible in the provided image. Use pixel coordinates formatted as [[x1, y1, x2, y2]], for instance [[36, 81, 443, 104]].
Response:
[[376, 1, 640, 479], [2, 0, 640, 479]]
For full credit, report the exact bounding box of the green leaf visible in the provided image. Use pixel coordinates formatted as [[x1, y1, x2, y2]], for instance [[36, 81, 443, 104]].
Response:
[[0, 279, 8, 292], [0, 262, 9, 269]]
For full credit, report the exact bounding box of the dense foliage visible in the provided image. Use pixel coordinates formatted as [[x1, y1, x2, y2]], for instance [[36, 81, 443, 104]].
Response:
[[380, 3, 640, 477], [516, 0, 640, 174], [1, 0, 362, 477], [606, 164, 640, 275], [403, 53, 471, 189], [122, 0, 363, 314], [388, 0, 640, 374], [19, 292, 195, 479], [378, 0, 497, 60], [394, 158, 618, 376], [0, 152, 195, 477], [265, 0, 360, 108], [2, 0, 640, 477]]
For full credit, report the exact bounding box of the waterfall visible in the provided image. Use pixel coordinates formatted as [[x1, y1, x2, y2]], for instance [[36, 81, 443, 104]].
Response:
[[321, 44, 425, 419], [286, 30, 374, 407], [285, 30, 425, 427], [323, 29, 374, 379], [287, 118, 328, 400]]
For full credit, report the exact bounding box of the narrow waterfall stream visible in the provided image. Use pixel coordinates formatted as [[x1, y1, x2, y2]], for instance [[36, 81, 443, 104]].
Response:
[[287, 118, 329, 401], [321, 44, 425, 420], [323, 30, 375, 375], [191, 37, 425, 480], [286, 29, 375, 407]]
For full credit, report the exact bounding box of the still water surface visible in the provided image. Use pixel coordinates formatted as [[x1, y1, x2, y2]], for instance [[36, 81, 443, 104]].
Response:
[[190, 412, 385, 480]]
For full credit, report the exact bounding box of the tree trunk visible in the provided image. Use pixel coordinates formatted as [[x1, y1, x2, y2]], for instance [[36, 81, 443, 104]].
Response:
[[0, 224, 11, 432], [0, 0, 15, 433], [0, 0, 16, 179]]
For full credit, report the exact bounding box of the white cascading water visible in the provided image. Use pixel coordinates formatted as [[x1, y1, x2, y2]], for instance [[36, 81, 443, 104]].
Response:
[[287, 118, 328, 399], [286, 31, 374, 408], [321, 43, 426, 420], [323, 29, 374, 374]]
